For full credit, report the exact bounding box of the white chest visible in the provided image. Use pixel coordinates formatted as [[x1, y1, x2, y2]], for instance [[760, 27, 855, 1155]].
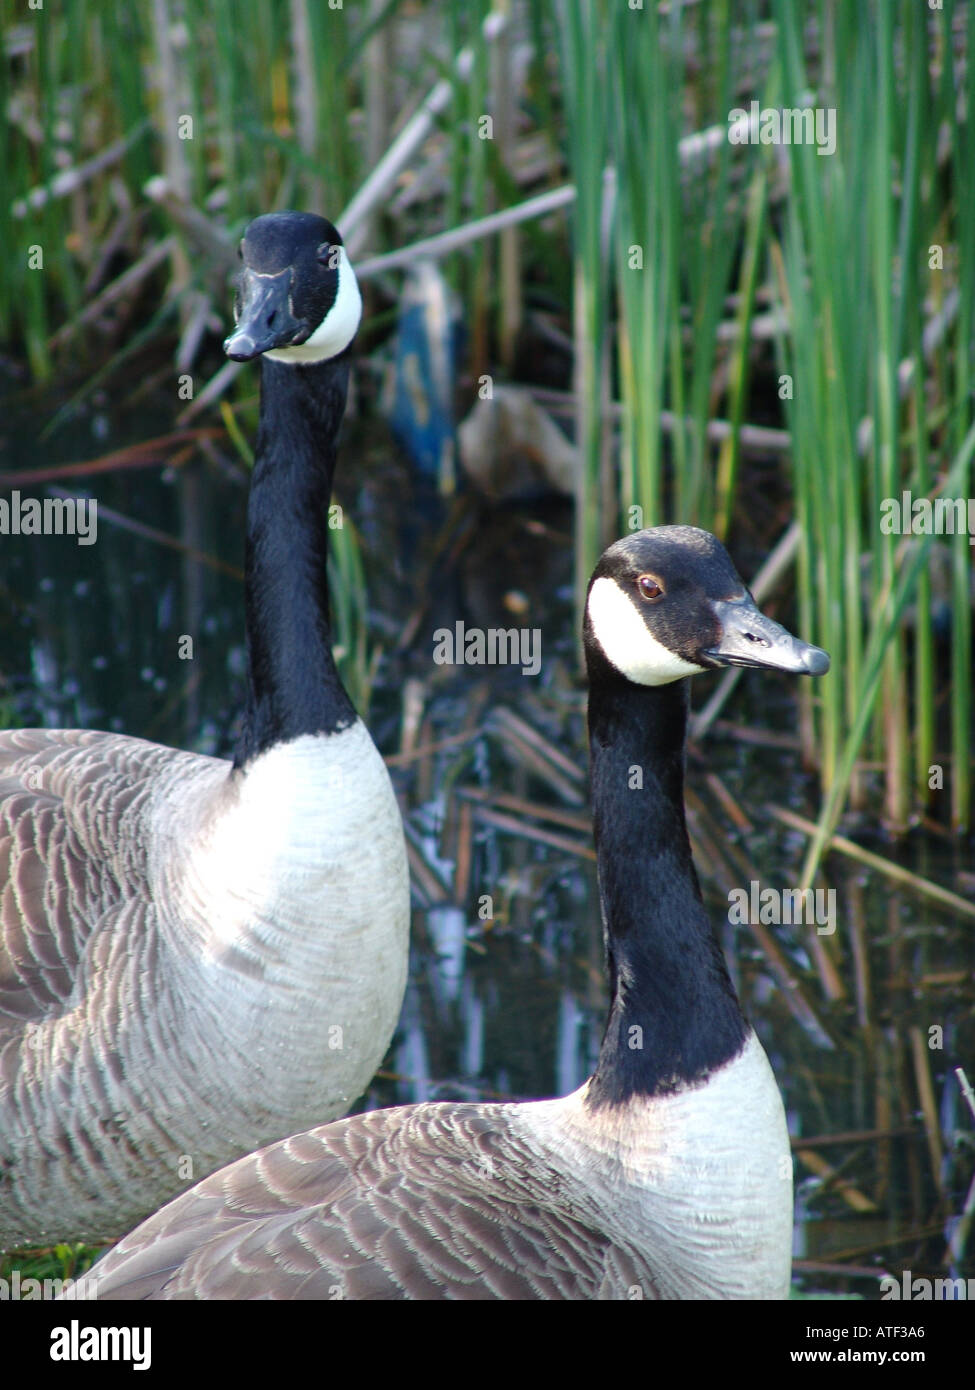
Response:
[[524, 1033, 794, 1299], [139, 725, 409, 1120], [152, 726, 407, 984]]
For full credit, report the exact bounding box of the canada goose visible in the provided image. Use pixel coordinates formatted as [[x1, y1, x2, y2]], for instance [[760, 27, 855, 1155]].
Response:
[[82, 526, 828, 1300], [0, 212, 409, 1249]]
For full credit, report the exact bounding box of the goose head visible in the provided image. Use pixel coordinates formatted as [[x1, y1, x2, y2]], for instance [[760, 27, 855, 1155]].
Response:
[[224, 211, 362, 365], [585, 525, 830, 686]]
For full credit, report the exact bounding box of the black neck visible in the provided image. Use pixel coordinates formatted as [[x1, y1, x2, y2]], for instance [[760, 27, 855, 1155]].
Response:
[[233, 356, 356, 769], [584, 660, 748, 1108]]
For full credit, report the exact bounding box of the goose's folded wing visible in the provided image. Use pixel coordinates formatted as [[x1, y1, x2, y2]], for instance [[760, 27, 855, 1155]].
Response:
[[82, 1103, 656, 1300], [0, 729, 165, 1024]]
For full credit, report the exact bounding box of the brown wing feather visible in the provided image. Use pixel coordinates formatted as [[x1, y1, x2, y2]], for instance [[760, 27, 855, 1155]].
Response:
[[83, 1104, 657, 1301], [0, 729, 162, 1025]]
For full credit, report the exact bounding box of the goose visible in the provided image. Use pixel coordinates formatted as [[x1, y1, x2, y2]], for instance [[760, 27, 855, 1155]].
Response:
[[0, 212, 410, 1250], [80, 525, 828, 1300]]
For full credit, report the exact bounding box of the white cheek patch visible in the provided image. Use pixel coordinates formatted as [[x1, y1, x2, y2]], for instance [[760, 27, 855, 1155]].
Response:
[[265, 247, 362, 364], [587, 576, 706, 686]]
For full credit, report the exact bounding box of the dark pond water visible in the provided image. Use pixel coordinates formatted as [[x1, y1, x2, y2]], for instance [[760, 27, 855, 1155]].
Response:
[[1, 380, 972, 1299]]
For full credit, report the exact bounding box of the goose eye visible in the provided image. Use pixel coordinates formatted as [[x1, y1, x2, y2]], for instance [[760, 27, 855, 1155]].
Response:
[[316, 242, 335, 267], [637, 575, 664, 602]]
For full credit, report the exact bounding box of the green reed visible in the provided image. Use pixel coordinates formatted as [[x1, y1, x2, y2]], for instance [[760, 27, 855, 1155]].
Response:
[[773, 0, 972, 836], [945, 0, 975, 830], [558, 0, 612, 637], [562, 1, 764, 617]]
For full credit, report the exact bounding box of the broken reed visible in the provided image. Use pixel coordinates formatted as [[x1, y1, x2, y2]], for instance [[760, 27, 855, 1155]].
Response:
[[3, 1, 496, 374]]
